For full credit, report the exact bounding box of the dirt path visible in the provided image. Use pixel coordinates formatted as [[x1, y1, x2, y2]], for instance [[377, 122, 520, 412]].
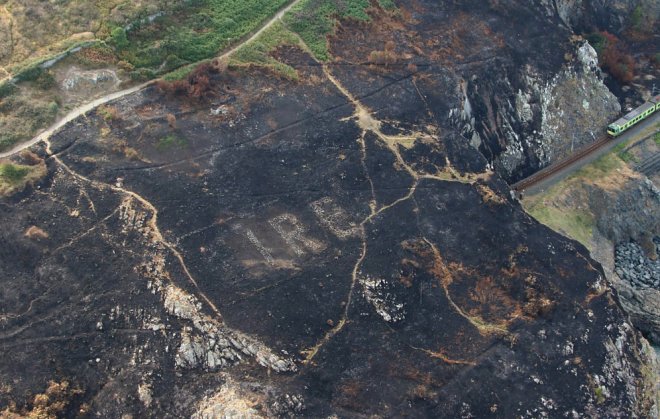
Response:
[[0, 0, 303, 160]]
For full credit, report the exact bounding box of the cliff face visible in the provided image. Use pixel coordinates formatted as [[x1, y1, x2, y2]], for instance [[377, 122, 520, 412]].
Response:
[[464, 39, 620, 182], [540, 0, 658, 32], [461, 0, 658, 183]]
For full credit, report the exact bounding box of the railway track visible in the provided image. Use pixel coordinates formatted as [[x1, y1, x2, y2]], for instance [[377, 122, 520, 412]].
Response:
[[512, 125, 660, 193], [512, 135, 611, 192], [637, 152, 660, 176]]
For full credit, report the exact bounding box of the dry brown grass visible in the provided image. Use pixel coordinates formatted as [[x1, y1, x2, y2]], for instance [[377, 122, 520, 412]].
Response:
[[1, 380, 83, 419], [24, 225, 49, 240]]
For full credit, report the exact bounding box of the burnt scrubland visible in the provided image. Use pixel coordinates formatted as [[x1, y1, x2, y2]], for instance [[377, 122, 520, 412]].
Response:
[[0, 0, 659, 417]]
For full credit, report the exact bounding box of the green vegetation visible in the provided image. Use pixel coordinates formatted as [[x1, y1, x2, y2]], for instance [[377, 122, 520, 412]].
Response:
[[527, 203, 595, 247], [523, 147, 632, 248], [232, 22, 303, 79], [626, 3, 656, 37], [97, 105, 120, 122], [0, 163, 30, 183], [157, 133, 187, 150], [113, 0, 290, 72], [0, 161, 46, 196], [284, 0, 396, 61], [629, 5, 644, 31], [654, 132, 660, 146], [569, 153, 624, 181], [0, 90, 60, 152], [162, 62, 205, 81], [586, 32, 606, 55], [612, 141, 636, 163], [0, 0, 402, 154], [0, 82, 16, 99], [594, 386, 607, 405]]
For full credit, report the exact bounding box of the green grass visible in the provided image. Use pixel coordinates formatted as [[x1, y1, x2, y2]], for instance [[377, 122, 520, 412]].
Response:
[[162, 62, 205, 81], [114, 0, 291, 72], [0, 93, 60, 153], [0, 164, 30, 183], [612, 141, 636, 163], [378, 0, 398, 10], [527, 204, 594, 246], [157, 133, 187, 150], [231, 22, 302, 79], [654, 132, 660, 146], [284, 0, 385, 61], [568, 153, 624, 181], [0, 160, 46, 196]]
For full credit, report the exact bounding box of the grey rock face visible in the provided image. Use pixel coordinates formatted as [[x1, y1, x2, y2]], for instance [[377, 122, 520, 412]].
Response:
[[615, 239, 660, 289], [468, 41, 620, 182], [540, 0, 659, 33], [591, 178, 660, 247]]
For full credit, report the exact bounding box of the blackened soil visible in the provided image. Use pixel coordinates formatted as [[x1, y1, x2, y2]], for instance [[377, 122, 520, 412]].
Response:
[[0, 1, 655, 418]]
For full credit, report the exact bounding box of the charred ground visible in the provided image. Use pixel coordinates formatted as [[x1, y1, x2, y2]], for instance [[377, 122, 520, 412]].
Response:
[[0, 1, 657, 417]]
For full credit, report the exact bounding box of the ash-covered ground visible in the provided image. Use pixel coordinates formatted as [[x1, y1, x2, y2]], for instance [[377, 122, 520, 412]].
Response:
[[1, 1, 657, 417]]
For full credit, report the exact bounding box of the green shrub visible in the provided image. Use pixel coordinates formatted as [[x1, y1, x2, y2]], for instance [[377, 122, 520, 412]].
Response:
[[35, 71, 56, 90], [0, 164, 30, 183], [0, 82, 17, 99], [109, 27, 130, 50], [629, 5, 644, 30], [15, 65, 44, 83], [112, 0, 290, 72], [586, 32, 606, 55], [157, 133, 187, 150], [129, 68, 157, 81]]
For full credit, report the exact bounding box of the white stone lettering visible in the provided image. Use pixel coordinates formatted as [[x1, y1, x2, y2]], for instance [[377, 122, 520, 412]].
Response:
[[310, 197, 360, 240], [269, 214, 325, 256], [235, 224, 274, 264]]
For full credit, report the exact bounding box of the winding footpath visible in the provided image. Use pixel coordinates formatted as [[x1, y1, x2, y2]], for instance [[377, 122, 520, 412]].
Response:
[[0, 0, 303, 160]]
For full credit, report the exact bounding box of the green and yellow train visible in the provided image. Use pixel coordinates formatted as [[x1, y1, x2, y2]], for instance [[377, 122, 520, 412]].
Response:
[[607, 94, 660, 137]]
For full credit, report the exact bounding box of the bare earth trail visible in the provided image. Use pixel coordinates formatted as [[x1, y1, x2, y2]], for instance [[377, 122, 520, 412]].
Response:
[[0, 0, 304, 160]]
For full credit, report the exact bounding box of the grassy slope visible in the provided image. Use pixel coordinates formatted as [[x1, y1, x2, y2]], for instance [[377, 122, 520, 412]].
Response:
[[0, 0, 293, 153], [523, 150, 630, 249], [284, 0, 396, 61], [0, 161, 46, 196], [229, 0, 398, 79], [0, 0, 399, 153]]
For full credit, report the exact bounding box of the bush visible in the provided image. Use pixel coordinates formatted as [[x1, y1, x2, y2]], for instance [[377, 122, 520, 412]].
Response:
[[156, 62, 219, 99], [0, 164, 30, 183], [97, 105, 120, 121], [35, 71, 56, 90], [109, 27, 129, 50], [15, 66, 44, 83], [129, 68, 157, 81], [590, 31, 635, 84], [0, 82, 17, 99], [586, 32, 606, 55], [157, 133, 187, 150]]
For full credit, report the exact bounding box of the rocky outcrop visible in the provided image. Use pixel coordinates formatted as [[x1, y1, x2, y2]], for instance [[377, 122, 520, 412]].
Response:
[[615, 239, 660, 288], [613, 238, 660, 344], [467, 40, 620, 182], [610, 273, 660, 344], [590, 177, 660, 248], [539, 0, 659, 33]]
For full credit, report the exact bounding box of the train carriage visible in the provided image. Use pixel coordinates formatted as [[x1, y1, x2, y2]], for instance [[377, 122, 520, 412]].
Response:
[[608, 94, 660, 137]]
